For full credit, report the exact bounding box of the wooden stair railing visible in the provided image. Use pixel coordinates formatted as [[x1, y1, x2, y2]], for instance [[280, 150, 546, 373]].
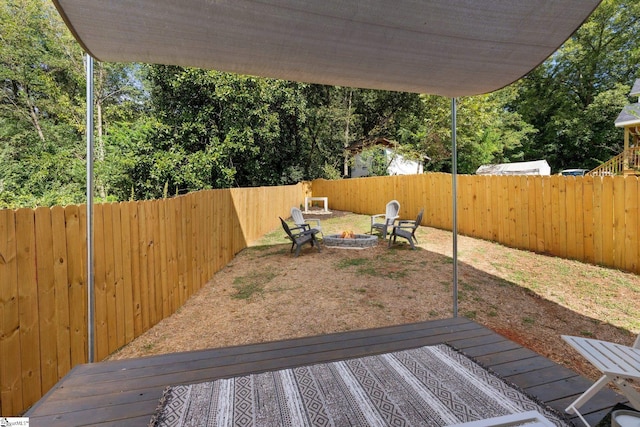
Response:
[[587, 147, 640, 176]]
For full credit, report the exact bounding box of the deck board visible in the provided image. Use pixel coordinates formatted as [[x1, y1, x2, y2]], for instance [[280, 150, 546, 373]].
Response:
[[25, 318, 626, 426]]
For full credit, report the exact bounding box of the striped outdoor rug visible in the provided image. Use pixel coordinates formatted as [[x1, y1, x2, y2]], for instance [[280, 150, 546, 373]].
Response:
[[149, 344, 570, 427]]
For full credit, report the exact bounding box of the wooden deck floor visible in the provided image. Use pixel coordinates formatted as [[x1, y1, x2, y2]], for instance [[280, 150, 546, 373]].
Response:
[[25, 317, 627, 426]]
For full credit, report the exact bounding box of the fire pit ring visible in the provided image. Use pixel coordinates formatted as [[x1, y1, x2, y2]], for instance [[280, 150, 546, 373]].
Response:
[[323, 234, 378, 249]]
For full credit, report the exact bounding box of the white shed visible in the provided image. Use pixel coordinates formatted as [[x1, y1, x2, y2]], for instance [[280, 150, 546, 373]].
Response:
[[349, 138, 423, 178], [476, 160, 551, 176]]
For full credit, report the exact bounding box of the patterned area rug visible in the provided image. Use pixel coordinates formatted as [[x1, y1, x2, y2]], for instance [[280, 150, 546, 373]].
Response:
[[149, 344, 570, 426]]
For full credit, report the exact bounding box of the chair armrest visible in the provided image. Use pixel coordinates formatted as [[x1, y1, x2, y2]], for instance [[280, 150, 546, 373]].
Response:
[[397, 219, 415, 226], [289, 225, 308, 233], [393, 224, 414, 230], [371, 213, 385, 223], [305, 219, 321, 227], [385, 215, 400, 225]]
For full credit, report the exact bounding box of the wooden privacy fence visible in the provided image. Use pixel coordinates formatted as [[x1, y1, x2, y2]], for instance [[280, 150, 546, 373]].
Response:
[[2, 174, 638, 415], [0, 183, 306, 416], [313, 173, 639, 274]]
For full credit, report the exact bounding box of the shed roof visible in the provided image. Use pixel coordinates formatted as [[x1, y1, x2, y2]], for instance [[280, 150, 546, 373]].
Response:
[[53, 0, 600, 97], [476, 160, 551, 176]]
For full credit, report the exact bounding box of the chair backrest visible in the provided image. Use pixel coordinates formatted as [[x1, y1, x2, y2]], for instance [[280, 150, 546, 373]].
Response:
[[290, 207, 305, 226], [414, 208, 424, 228], [279, 217, 295, 240], [634, 333, 640, 349], [386, 200, 400, 219]]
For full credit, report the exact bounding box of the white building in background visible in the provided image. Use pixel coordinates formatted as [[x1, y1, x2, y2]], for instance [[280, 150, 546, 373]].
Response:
[[349, 138, 424, 178], [475, 160, 551, 176]]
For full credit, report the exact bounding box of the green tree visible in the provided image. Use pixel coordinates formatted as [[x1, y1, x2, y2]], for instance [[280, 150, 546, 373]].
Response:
[[408, 89, 534, 174], [0, 0, 87, 207], [509, 0, 640, 171], [138, 66, 311, 197]]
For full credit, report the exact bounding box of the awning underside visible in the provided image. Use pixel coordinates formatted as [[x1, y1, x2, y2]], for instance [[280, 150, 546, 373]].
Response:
[[53, 0, 600, 97]]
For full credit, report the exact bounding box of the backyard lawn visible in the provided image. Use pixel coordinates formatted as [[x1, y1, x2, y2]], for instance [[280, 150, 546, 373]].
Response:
[[108, 211, 640, 384]]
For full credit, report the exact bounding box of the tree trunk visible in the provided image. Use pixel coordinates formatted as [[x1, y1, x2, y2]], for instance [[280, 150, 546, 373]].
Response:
[[343, 89, 352, 177], [95, 66, 106, 199], [23, 86, 45, 142]]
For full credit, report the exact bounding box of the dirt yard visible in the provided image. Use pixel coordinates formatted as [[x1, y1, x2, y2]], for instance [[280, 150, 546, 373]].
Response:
[[107, 211, 640, 383]]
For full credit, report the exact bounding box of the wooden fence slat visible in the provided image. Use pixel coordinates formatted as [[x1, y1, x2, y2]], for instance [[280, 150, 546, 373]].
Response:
[[15, 208, 41, 408], [177, 197, 188, 307], [0, 208, 22, 415], [518, 176, 529, 250], [459, 176, 470, 235], [111, 203, 126, 350], [549, 176, 561, 256], [582, 176, 595, 264], [482, 175, 490, 239], [601, 177, 615, 267], [34, 207, 58, 394], [102, 203, 118, 355], [137, 202, 151, 332], [64, 205, 86, 368], [507, 177, 517, 247], [558, 177, 568, 257], [158, 200, 170, 318], [146, 201, 159, 328], [528, 177, 540, 251], [565, 178, 577, 259], [127, 202, 143, 337], [613, 176, 626, 270], [119, 202, 135, 343], [624, 177, 638, 272], [574, 178, 585, 261], [166, 198, 179, 313], [50, 206, 71, 381], [92, 204, 109, 361]]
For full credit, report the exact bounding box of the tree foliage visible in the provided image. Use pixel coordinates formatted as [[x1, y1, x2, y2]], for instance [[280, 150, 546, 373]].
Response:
[[508, 0, 640, 171], [1, 0, 638, 207]]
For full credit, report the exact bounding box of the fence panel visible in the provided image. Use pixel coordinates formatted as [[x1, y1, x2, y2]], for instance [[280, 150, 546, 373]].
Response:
[[15, 209, 41, 409], [613, 176, 626, 270], [601, 177, 615, 267], [582, 177, 595, 264], [565, 178, 577, 259], [310, 174, 639, 275], [119, 202, 135, 343], [50, 206, 71, 382], [34, 207, 57, 395], [3, 177, 640, 416], [93, 204, 108, 361], [0, 208, 21, 415], [625, 178, 638, 272]]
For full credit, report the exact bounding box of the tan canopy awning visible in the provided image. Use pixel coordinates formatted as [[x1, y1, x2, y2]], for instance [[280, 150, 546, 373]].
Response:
[[53, 0, 600, 97]]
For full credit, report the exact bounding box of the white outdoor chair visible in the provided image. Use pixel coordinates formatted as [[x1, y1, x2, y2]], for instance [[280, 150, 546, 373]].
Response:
[[291, 207, 323, 239], [370, 200, 400, 239], [562, 333, 640, 426]]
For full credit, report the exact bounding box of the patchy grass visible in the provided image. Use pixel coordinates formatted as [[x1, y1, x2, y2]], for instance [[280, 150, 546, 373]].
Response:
[[231, 271, 277, 299]]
